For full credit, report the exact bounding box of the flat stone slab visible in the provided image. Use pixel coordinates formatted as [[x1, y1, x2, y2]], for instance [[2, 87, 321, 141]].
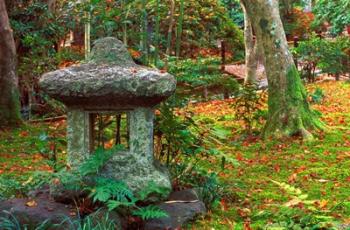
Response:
[[0, 188, 76, 227], [40, 37, 176, 109], [144, 189, 206, 230]]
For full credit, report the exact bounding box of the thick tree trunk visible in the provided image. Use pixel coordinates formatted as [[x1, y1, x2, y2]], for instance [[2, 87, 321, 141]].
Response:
[[241, 0, 322, 139], [241, 2, 258, 84], [0, 0, 21, 127]]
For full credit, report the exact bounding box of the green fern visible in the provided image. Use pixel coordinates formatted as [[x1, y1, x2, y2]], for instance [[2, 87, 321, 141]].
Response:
[[137, 181, 170, 201], [79, 145, 124, 176], [90, 177, 134, 203], [107, 200, 135, 211], [132, 205, 168, 220]]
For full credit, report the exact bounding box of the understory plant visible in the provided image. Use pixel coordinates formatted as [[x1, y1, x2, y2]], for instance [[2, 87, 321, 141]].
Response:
[[232, 84, 267, 134], [53, 146, 169, 223]]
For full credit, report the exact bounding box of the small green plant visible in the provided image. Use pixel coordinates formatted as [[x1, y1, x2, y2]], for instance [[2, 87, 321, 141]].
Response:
[[154, 96, 204, 167], [89, 178, 133, 204], [132, 205, 168, 220], [57, 209, 119, 230], [196, 172, 224, 210], [310, 87, 325, 104], [232, 84, 266, 134]]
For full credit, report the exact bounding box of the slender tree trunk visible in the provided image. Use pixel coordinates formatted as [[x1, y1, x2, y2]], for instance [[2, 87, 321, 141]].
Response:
[[165, 0, 175, 69], [241, 0, 323, 139], [84, 0, 91, 60], [154, 0, 160, 66], [175, 0, 184, 58], [0, 0, 21, 127], [241, 2, 258, 84], [141, 0, 148, 64]]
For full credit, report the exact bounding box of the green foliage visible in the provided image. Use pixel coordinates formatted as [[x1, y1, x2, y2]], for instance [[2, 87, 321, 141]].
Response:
[[0, 211, 23, 230], [310, 87, 325, 104], [90, 178, 133, 203], [168, 57, 240, 98], [155, 96, 203, 166], [78, 146, 124, 176], [58, 209, 119, 230], [77, 0, 243, 59], [292, 34, 324, 81], [317, 36, 350, 78], [312, 0, 350, 35], [264, 207, 337, 230], [196, 173, 223, 210], [293, 35, 350, 81], [132, 205, 168, 220], [0, 172, 53, 200], [0, 176, 23, 200], [137, 181, 171, 201], [264, 180, 338, 229], [146, 0, 243, 56], [220, 0, 244, 27], [53, 147, 168, 222], [168, 57, 223, 87], [9, 0, 82, 118], [232, 84, 266, 133]]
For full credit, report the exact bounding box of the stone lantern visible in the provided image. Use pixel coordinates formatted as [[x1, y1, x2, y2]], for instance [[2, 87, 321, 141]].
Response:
[[40, 37, 176, 193]]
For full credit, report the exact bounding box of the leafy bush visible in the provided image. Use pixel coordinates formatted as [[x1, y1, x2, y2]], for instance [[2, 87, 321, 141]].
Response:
[[293, 35, 325, 81], [317, 36, 350, 79], [293, 35, 350, 81]]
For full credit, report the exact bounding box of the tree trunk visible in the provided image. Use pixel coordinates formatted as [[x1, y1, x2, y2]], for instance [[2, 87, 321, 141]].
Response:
[[141, 0, 148, 64], [241, 2, 258, 84], [175, 0, 184, 58], [154, 0, 160, 66], [0, 0, 21, 127], [241, 0, 322, 139], [165, 0, 175, 69]]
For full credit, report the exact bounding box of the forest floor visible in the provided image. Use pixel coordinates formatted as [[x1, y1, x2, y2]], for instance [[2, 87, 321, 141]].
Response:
[[0, 80, 350, 229]]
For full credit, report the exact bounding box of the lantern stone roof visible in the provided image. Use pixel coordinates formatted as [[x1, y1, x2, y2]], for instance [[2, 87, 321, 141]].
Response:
[[40, 37, 176, 109]]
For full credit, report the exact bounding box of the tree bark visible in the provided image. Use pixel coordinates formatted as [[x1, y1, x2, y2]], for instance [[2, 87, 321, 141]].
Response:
[[241, 2, 258, 84], [241, 0, 322, 139], [0, 0, 21, 127]]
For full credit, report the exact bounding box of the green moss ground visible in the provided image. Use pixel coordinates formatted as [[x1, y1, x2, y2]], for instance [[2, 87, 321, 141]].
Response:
[[0, 81, 349, 229]]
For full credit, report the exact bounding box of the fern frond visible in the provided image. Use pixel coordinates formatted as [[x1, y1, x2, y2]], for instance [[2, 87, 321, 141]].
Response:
[[90, 178, 134, 203], [132, 205, 168, 220], [79, 145, 124, 176], [137, 181, 171, 201], [107, 200, 135, 211]]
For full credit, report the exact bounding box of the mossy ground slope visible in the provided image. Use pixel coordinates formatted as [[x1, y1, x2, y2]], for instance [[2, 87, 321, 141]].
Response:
[[0, 81, 350, 228]]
